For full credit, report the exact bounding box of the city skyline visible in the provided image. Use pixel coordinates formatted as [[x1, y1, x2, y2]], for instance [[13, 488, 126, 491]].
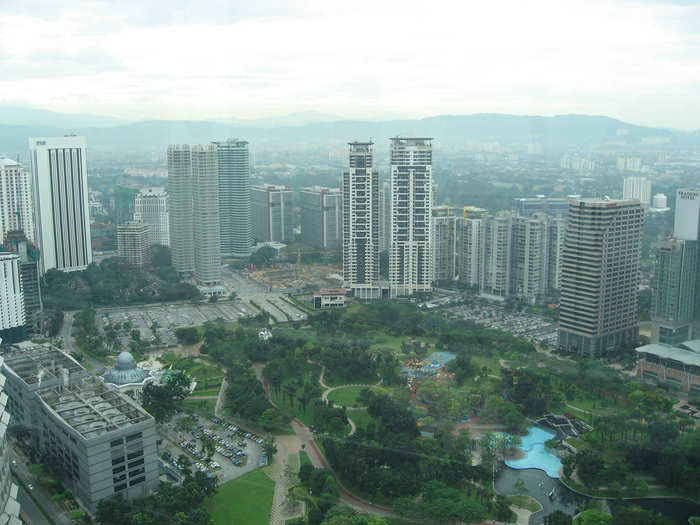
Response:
[[2, 0, 700, 129]]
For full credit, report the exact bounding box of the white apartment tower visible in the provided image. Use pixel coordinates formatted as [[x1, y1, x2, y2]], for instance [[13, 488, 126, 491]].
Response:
[[459, 208, 487, 289], [0, 158, 34, 244], [379, 180, 392, 252], [133, 187, 169, 247], [432, 206, 458, 283], [29, 136, 92, 273], [0, 253, 25, 344], [167, 145, 195, 275], [342, 142, 380, 299], [300, 186, 343, 250], [192, 145, 221, 286], [623, 176, 651, 208], [215, 139, 251, 258], [558, 198, 644, 357], [482, 211, 513, 299], [251, 185, 294, 243], [389, 137, 434, 296]]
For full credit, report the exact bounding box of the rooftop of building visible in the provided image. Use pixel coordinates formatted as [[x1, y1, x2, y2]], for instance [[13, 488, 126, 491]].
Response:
[[0, 157, 21, 168], [137, 187, 166, 196], [0, 252, 20, 262], [1, 342, 84, 385], [569, 197, 641, 206], [314, 288, 346, 296], [38, 376, 152, 440], [300, 186, 340, 193], [636, 341, 700, 367], [103, 351, 152, 387], [117, 222, 150, 232]]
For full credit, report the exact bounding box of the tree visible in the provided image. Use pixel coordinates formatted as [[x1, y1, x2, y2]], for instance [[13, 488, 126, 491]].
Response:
[[544, 510, 572, 525], [263, 438, 278, 459], [175, 327, 201, 345], [142, 370, 191, 422], [573, 509, 611, 525], [200, 435, 216, 461], [260, 408, 279, 432]]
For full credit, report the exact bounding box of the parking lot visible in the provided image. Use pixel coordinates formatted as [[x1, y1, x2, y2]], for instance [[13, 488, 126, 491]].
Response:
[[97, 301, 256, 348], [444, 303, 557, 345], [159, 413, 266, 484]]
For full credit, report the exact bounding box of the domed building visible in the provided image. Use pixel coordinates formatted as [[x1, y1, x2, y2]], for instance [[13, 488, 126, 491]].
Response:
[[102, 351, 154, 401]]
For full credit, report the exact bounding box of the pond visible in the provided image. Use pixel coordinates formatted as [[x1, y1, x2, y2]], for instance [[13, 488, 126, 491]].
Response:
[[505, 426, 562, 478]]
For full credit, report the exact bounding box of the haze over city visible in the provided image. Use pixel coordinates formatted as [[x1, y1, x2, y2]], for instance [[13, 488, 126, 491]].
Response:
[[2, 0, 700, 128]]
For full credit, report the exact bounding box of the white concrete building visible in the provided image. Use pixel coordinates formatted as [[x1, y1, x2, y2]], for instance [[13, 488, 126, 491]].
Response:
[[389, 137, 434, 296], [0, 253, 25, 344], [674, 188, 700, 241], [251, 185, 294, 243], [192, 144, 221, 286], [380, 180, 392, 253], [0, 356, 21, 525], [651, 193, 669, 212], [215, 139, 251, 258], [29, 136, 92, 273], [432, 206, 458, 283], [167, 145, 194, 276], [342, 142, 381, 299], [0, 158, 34, 244], [133, 187, 169, 247], [117, 222, 150, 268], [623, 176, 651, 208]]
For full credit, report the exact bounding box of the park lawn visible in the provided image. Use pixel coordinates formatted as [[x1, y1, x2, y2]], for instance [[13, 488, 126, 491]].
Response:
[[208, 469, 274, 525], [689, 517, 700, 525], [299, 450, 312, 466], [327, 386, 383, 407], [183, 398, 217, 417], [508, 495, 542, 512], [347, 409, 375, 431]]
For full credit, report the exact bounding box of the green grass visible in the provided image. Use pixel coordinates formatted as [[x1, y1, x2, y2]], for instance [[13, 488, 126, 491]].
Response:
[[183, 398, 217, 417], [327, 386, 382, 407], [299, 450, 312, 467], [688, 517, 700, 525], [208, 469, 274, 525], [270, 362, 322, 426], [507, 495, 542, 512], [347, 409, 375, 431]]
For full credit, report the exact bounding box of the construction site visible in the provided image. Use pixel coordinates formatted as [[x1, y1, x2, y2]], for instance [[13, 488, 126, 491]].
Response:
[[248, 262, 343, 291]]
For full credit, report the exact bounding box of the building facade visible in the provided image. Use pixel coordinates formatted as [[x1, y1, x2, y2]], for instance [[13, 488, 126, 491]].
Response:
[[651, 239, 697, 344], [167, 145, 194, 276], [251, 185, 294, 243], [300, 186, 342, 250], [342, 142, 381, 299], [380, 180, 392, 253], [1, 231, 42, 332], [636, 341, 700, 395], [117, 222, 151, 268], [192, 144, 221, 285], [432, 206, 458, 283], [133, 187, 169, 247], [459, 208, 487, 289], [215, 139, 251, 258], [0, 158, 34, 245], [29, 136, 92, 273], [558, 198, 644, 357], [510, 214, 549, 304], [512, 196, 569, 217], [0, 356, 21, 525], [389, 137, 434, 296], [623, 176, 651, 208], [482, 211, 513, 299], [0, 253, 25, 344]]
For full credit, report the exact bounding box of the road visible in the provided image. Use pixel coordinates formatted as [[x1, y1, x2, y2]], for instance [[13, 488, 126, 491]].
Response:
[[58, 310, 103, 373], [10, 445, 71, 525]]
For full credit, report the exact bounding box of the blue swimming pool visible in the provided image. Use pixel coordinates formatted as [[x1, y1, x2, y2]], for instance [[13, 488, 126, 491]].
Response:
[[505, 426, 562, 478]]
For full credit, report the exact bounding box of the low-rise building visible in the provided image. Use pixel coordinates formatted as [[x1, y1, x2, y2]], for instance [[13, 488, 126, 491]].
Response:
[[314, 289, 346, 309], [117, 222, 150, 268], [636, 341, 700, 395], [1, 343, 158, 513]]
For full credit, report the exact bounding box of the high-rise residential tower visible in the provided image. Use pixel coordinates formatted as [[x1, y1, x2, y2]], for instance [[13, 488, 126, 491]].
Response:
[[117, 222, 151, 268], [459, 207, 487, 289], [482, 211, 513, 299], [0, 158, 34, 245], [252, 184, 294, 243], [558, 198, 644, 357], [300, 186, 342, 250], [379, 181, 392, 252], [0, 253, 25, 344], [167, 145, 194, 276], [1, 231, 42, 332], [389, 137, 434, 297], [133, 187, 169, 247], [623, 176, 652, 209], [432, 206, 458, 283], [29, 136, 92, 273], [215, 139, 251, 258], [192, 144, 221, 285], [342, 141, 380, 299]]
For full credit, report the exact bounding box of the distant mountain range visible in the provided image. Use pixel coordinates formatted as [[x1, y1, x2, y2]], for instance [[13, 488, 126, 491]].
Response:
[[0, 106, 696, 157]]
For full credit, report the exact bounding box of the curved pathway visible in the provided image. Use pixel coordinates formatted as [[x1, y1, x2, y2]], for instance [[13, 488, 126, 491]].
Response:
[[253, 363, 399, 520]]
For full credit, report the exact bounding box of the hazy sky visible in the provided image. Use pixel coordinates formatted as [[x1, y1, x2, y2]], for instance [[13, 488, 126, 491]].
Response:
[[2, 0, 700, 128]]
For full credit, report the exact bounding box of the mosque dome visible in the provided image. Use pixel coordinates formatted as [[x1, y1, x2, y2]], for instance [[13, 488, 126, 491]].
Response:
[[103, 351, 151, 386]]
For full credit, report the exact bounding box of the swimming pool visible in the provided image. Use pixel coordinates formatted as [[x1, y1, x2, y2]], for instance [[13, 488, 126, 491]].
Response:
[[505, 426, 562, 478]]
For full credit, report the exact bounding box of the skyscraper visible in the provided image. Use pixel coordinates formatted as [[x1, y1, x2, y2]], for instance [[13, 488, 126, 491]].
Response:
[[300, 186, 342, 250], [510, 214, 549, 304], [379, 180, 392, 252], [342, 141, 380, 299], [432, 206, 458, 283], [192, 144, 221, 285], [0, 158, 34, 244], [215, 139, 251, 258], [167, 145, 194, 276], [558, 198, 644, 357], [459, 207, 487, 289], [651, 238, 697, 344], [482, 211, 513, 299], [117, 222, 151, 268], [251, 185, 294, 243], [29, 136, 92, 273], [1, 231, 42, 332], [623, 176, 651, 209], [133, 187, 169, 247], [389, 137, 434, 297], [0, 253, 25, 343], [674, 188, 700, 241]]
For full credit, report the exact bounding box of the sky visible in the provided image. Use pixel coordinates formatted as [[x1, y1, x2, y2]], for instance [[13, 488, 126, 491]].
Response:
[[1, 0, 700, 129]]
